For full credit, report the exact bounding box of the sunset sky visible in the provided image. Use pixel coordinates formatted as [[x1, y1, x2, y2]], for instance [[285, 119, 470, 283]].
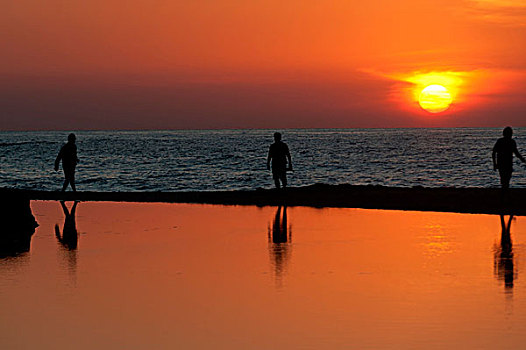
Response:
[[2, 0, 526, 130]]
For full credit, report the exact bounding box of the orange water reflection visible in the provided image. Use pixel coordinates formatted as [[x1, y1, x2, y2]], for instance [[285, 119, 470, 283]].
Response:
[[1, 202, 526, 349]]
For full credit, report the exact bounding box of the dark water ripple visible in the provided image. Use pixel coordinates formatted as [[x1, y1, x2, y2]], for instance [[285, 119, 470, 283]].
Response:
[[0, 128, 525, 191]]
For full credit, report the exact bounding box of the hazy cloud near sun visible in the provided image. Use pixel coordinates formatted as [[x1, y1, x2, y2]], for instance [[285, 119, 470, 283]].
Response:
[[472, 0, 526, 6], [467, 0, 526, 24]]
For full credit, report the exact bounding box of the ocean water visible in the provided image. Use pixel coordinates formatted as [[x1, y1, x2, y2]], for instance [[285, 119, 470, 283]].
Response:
[[0, 128, 525, 191]]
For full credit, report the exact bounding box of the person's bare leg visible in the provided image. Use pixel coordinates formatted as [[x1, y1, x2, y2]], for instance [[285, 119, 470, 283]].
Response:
[[70, 173, 76, 192], [272, 170, 280, 189], [500, 171, 511, 203], [62, 179, 69, 192], [501, 175, 510, 190]]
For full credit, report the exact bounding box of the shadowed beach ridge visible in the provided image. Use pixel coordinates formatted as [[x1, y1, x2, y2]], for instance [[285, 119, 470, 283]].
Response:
[[2, 184, 525, 215]]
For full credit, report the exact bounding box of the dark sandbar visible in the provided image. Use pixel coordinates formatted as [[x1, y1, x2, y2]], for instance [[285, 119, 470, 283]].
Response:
[[2, 184, 525, 215]]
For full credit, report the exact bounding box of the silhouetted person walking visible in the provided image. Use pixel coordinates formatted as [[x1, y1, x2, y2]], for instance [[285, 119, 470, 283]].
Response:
[[55, 133, 79, 192], [492, 127, 524, 191], [267, 132, 292, 189]]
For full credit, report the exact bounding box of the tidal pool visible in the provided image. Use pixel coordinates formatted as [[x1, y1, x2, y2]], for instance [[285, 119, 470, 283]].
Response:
[[1, 201, 526, 349]]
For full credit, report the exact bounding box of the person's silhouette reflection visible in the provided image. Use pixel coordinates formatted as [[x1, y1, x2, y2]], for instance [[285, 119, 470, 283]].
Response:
[[494, 214, 515, 290], [268, 206, 292, 287], [55, 201, 78, 250]]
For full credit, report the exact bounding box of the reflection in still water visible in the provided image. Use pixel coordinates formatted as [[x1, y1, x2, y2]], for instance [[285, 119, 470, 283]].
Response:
[[268, 206, 292, 288], [55, 201, 79, 250], [5, 203, 526, 349], [55, 201, 79, 282], [494, 215, 516, 291]]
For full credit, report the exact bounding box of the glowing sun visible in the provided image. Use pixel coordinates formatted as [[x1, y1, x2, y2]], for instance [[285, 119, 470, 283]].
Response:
[[418, 84, 453, 113]]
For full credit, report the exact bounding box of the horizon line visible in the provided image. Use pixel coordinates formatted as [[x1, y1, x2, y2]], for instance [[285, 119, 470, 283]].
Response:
[[0, 126, 519, 133]]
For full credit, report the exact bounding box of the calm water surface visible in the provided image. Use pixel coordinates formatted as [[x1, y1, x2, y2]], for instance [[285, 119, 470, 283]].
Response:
[[1, 202, 526, 349]]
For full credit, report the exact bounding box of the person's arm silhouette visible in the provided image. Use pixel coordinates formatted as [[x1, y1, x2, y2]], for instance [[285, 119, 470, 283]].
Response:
[[267, 147, 272, 171], [513, 142, 525, 164], [285, 144, 292, 171], [54, 145, 63, 171], [74, 144, 79, 164], [492, 142, 498, 171]]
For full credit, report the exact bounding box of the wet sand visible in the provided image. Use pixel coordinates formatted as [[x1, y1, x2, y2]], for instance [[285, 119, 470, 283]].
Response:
[[2, 184, 525, 215]]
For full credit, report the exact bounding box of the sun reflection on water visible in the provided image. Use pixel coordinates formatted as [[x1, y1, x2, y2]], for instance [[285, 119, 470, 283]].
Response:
[[422, 224, 455, 259]]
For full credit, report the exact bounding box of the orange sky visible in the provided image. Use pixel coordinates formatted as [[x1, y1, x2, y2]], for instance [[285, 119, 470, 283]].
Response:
[[2, 0, 526, 129]]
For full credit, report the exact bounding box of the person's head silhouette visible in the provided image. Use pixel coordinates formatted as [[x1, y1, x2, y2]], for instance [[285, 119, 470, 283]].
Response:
[[68, 133, 76, 143], [274, 132, 282, 142], [503, 127, 513, 138]]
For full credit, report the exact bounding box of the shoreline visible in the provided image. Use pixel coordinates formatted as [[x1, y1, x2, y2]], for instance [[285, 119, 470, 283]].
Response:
[[2, 184, 525, 215]]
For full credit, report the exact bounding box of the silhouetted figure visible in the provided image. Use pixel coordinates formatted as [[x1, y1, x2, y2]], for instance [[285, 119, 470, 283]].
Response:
[[492, 127, 524, 192], [55, 133, 79, 192], [494, 215, 515, 290], [268, 206, 292, 288], [55, 201, 78, 250], [267, 132, 292, 189]]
